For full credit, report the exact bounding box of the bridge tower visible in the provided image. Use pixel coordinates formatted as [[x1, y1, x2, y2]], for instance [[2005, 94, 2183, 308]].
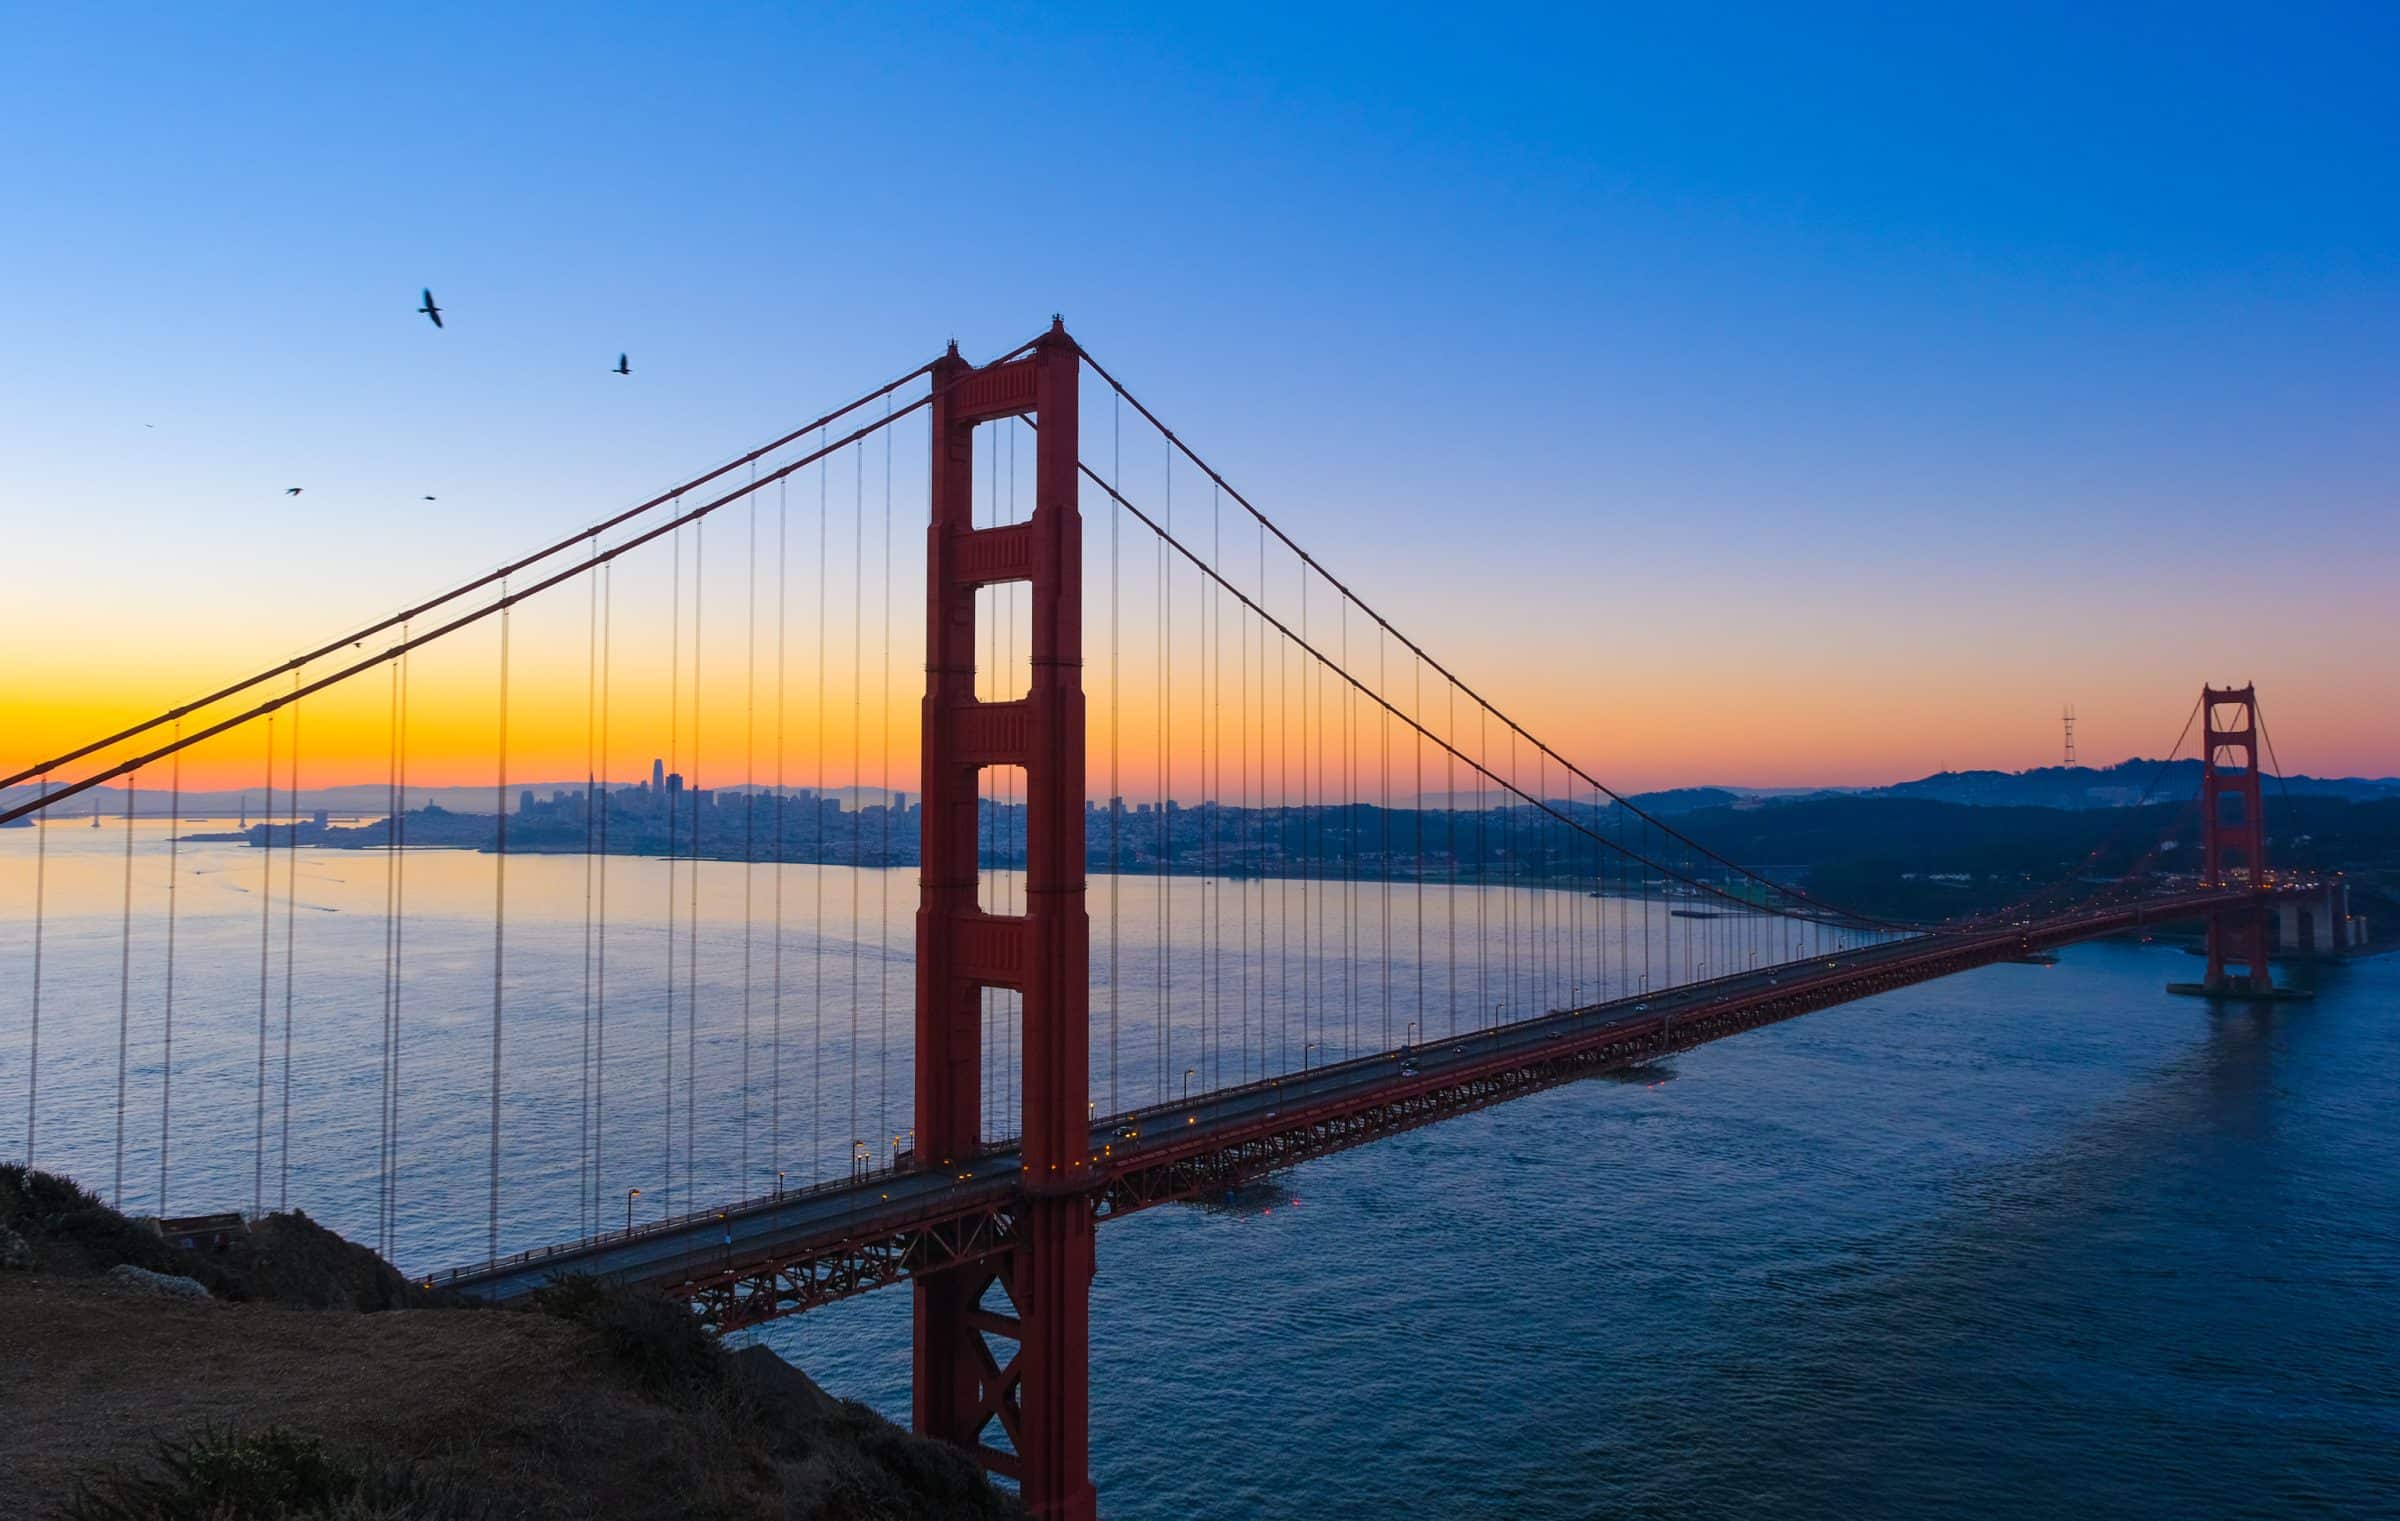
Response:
[[2199, 683, 2271, 992], [914, 320, 1095, 1520]]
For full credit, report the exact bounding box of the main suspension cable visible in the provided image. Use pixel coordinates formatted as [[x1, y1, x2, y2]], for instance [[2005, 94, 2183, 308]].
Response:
[[3, 339, 1051, 830], [1070, 452, 1878, 928], [1070, 346, 1900, 932], [0, 361, 948, 794]]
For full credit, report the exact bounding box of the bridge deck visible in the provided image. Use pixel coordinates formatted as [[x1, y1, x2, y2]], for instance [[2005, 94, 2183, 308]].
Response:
[[433, 888, 2283, 1321]]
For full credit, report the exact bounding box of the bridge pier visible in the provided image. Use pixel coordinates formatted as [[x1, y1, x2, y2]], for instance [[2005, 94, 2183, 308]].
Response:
[[913, 322, 1096, 1519]]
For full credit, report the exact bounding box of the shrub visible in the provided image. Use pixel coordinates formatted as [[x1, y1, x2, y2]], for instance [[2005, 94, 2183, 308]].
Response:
[[533, 1273, 726, 1397], [64, 1426, 486, 1520]]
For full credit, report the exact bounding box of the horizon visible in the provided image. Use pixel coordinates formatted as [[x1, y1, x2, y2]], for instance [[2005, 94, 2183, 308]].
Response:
[[9, 747, 2394, 821]]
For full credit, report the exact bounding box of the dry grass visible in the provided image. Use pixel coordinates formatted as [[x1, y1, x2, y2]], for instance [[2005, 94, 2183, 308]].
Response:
[[1, 1169, 1021, 1521]]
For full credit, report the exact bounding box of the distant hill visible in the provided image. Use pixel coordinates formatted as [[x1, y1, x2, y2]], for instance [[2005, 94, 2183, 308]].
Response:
[[1623, 786, 1747, 815], [1854, 760, 2400, 811]]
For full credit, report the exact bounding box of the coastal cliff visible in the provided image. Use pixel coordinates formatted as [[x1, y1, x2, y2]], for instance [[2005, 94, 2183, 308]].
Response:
[[0, 1166, 1020, 1520]]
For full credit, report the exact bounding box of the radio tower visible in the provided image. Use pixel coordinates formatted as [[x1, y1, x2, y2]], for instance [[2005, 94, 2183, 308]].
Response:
[[2062, 705, 2077, 766]]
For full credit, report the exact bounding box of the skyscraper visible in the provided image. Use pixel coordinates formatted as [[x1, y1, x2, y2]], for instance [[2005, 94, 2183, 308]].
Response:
[[652, 757, 666, 794]]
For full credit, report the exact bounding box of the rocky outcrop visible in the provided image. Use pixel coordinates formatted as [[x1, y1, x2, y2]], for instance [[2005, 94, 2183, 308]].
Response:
[[103, 1263, 211, 1300]]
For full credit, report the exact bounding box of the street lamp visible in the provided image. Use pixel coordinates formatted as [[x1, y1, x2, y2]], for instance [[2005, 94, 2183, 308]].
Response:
[[774, 1170, 786, 1201], [1183, 1067, 1197, 1102], [1404, 1020, 1418, 1049], [1302, 1040, 1320, 1074], [851, 1139, 871, 1178], [625, 1188, 640, 1233]]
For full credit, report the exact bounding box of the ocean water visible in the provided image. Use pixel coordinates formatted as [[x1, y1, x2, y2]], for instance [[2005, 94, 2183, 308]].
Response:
[[753, 940, 2400, 1519], [3, 821, 2394, 1517]]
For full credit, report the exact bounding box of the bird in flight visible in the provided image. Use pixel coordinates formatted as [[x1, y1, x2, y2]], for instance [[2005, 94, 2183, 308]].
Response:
[[613, 353, 631, 375], [286, 487, 303, 496], [422, 495, 436, 501], [418, 289, 444, 328]]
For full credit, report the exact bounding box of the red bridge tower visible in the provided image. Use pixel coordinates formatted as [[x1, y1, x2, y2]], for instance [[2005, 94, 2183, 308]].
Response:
[[2199, 683, 2271, 993], [914, 321, 1096, 1520]]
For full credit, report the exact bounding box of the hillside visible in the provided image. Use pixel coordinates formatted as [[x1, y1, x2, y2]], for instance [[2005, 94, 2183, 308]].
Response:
[[1660, 794, 2400, 920], [0, 1166, 1020, 1521]]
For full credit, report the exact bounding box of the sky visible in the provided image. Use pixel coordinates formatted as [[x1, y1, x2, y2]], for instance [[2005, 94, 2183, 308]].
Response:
[[3, 1, 2395, 795]]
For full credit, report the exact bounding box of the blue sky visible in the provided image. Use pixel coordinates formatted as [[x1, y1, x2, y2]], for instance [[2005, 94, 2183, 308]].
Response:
[[3, 2, 2394, 784]]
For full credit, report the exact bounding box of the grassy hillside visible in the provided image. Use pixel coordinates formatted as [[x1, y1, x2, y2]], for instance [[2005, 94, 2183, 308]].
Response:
[[0, 1166, 1021, 1521]]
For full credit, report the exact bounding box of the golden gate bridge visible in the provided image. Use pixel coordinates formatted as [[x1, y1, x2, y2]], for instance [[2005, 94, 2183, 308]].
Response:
[[0, 321, 2328, 1519]]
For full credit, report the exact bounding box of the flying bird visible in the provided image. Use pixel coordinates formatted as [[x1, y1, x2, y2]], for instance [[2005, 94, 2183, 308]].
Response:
[[613, 353, 630, 375], [417, 289, 444, 328], [423, 495, 436, 501], [286, 487, 303, 496]]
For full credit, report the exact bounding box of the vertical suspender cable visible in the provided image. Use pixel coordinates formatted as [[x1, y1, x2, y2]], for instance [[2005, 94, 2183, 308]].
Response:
[[398, 646, 418, 1246], [1213, 480, 1224, 1088], [1446, 684, 1457, 1038], [595, 564, 612, 1231], [583, 550, 600, 1232], [814, 432, 827, 1178], [1240, 528, 1252, 1078], [1159, 444, 1172, 1103], [21, 790, 50, 1151], [1475, 706, 1486, 1030], [687, 522, 702, 1208], [888, 400, 897, 1146], [255, 716, 275, 1215], [773, 478, 787, 1178], [1343, 603, 1354, 1056], [1379, 628, 1390, 1049], [665, 519, 681, 1218], [489, 599, 510, 1263], [1299, 571, 1310, 1070], [391, 642, 411, 1254], [378, 660, 399, 1254], [667, 515, 686, 1213], [114, 774, 137, 1207], [281, 683, 300, 1210], [158, 733, 182, 1214], [880, 398, 893, 1152], [1109, 390, 1121, 1117], [852, 443, 864, 1156], [1503, 729, 1514, 1019], [24, 776, 47, 1164], [743, 474, 757, 1200]]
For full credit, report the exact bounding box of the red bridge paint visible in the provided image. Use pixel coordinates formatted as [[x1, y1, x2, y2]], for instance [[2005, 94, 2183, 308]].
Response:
[[914, 324, 1094, 1518], [2201, 685, 2271, 993]]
